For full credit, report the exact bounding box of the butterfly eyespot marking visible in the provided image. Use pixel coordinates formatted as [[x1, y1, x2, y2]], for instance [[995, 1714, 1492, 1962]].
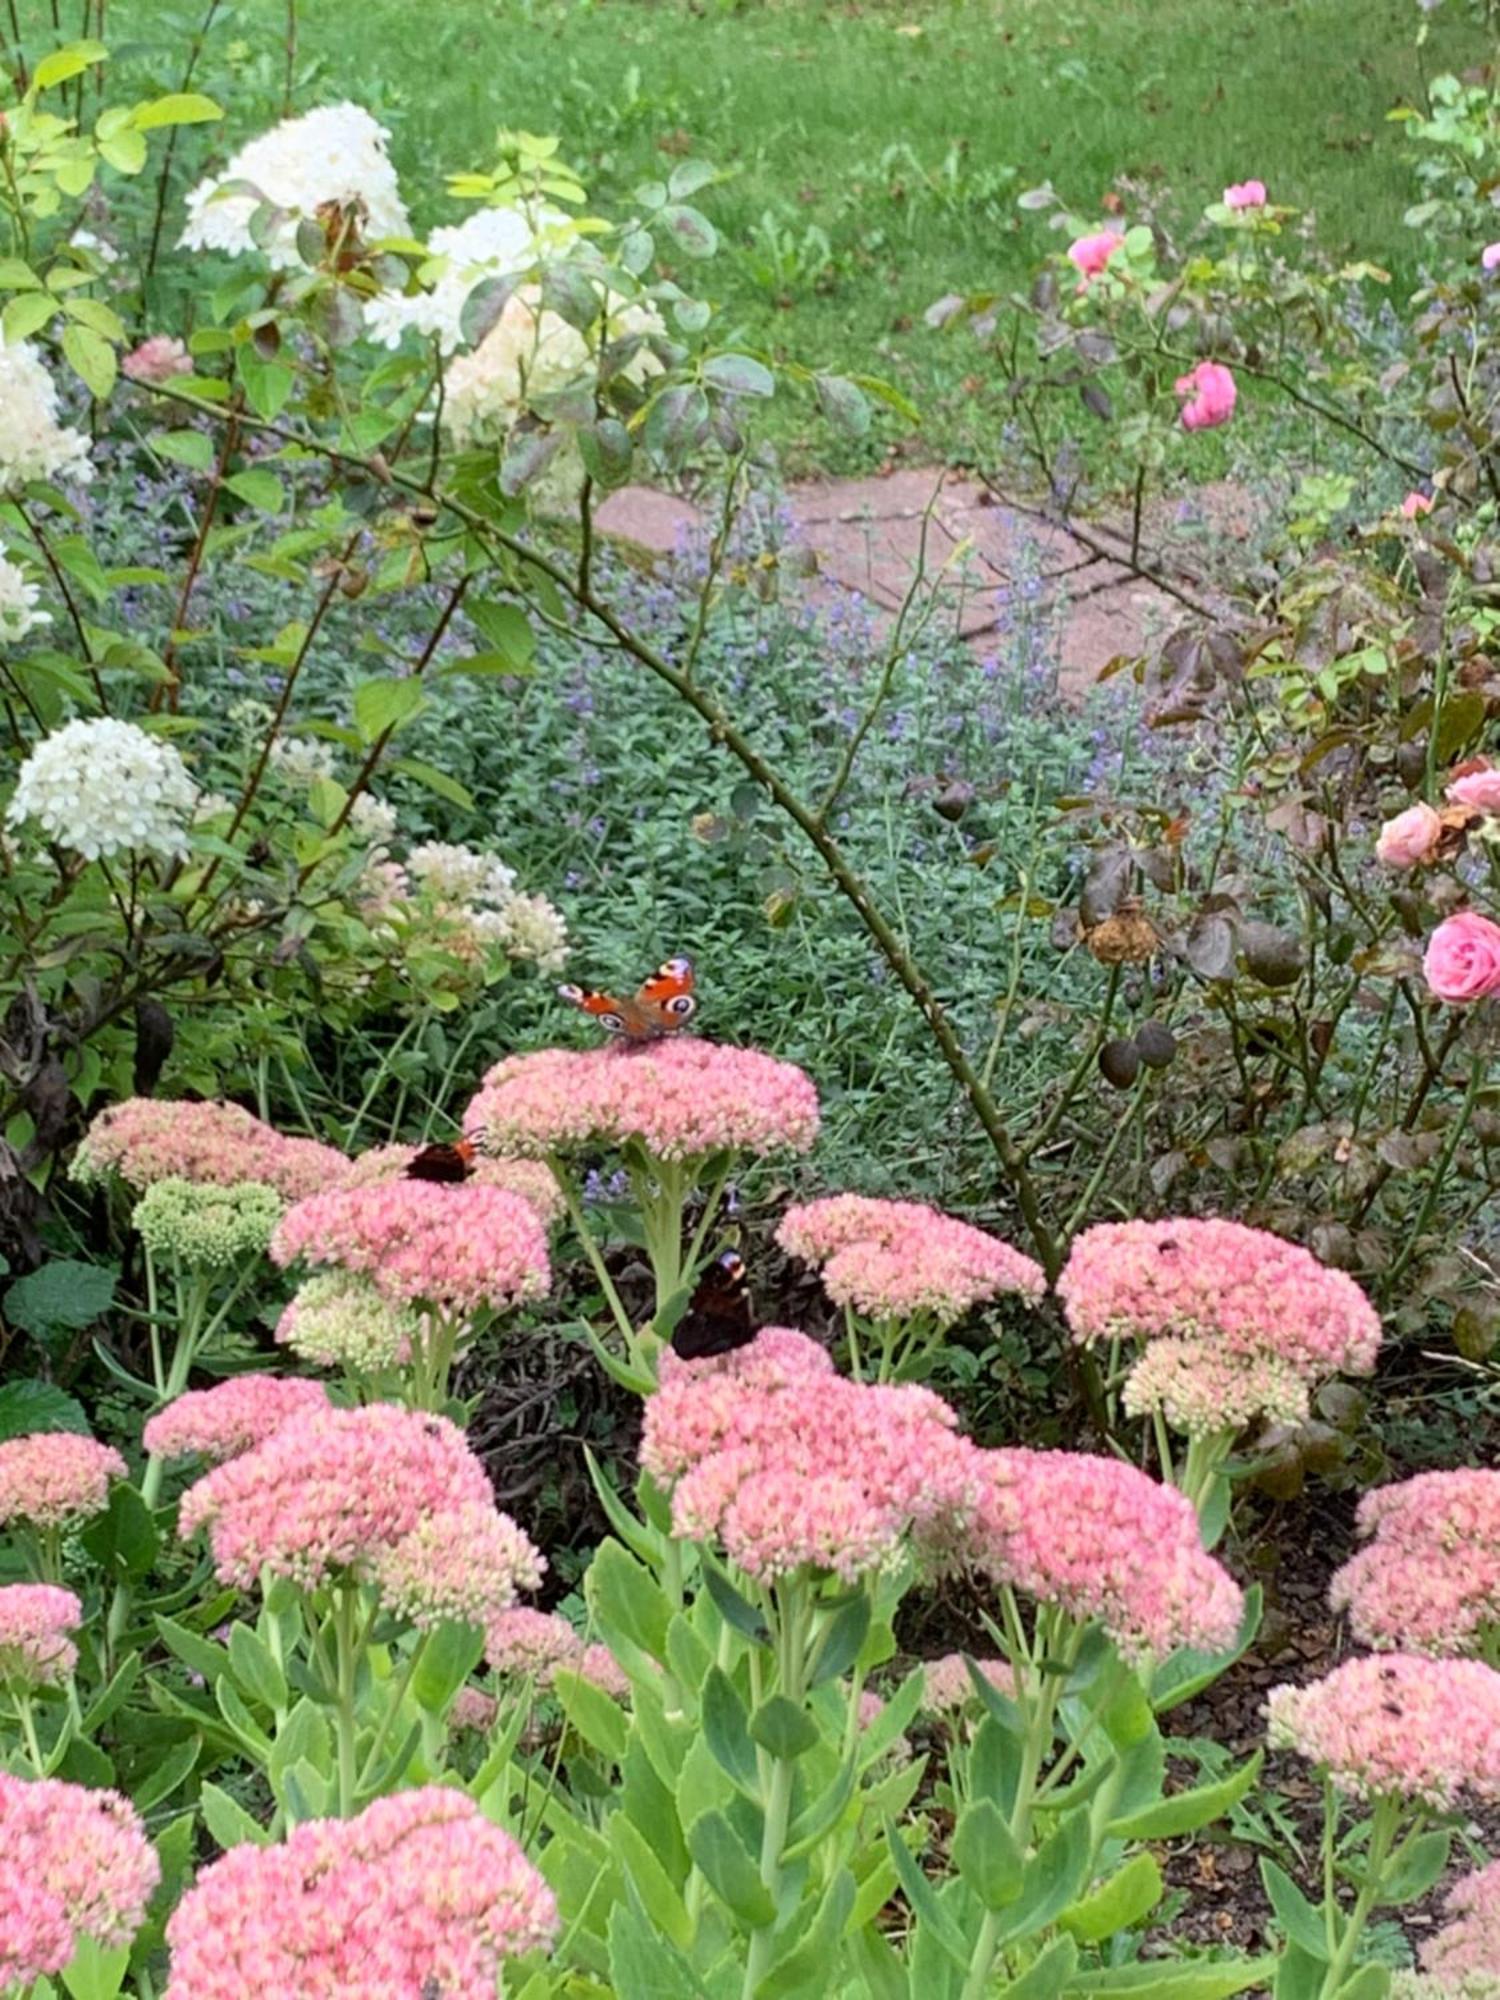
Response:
[[599, 1012, 626, 1032], [557, 984, 585, 1004], [666, 994, 696, 1018]]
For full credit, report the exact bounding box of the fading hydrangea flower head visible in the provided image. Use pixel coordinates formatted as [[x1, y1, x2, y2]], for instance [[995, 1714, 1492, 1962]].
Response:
[[73, 1098, 348, 1201], [0, 1433, 126, 1530], [180, 103, 409, 267], [365, 203, 574, 352], [0, 1585, 82, 1689], [1330, 1469, 1500, 1656], [642, 1325, 981, 1584], [443, 285, 664, 451], [1267, 1655, 1500, 1809], [143, 1376, 329, 1466], [162, 1787, 556, 1999], [7, 718, 197, 861], [967, 1449, 1244, 1665], [0, 550, 49, 642], [469, 1040, 820, 1164], [271, 1178, 550, 1317], [405, 841, 515, 906], [0, 1774, 159, 1988], [777, 1193, 1045, 1324], [0, 337, 93, 493], [132, 1177, 284, 1268]]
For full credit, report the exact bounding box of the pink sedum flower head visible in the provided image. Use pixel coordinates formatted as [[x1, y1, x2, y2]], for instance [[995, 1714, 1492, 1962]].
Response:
[[777, 1194, 1045, 1324], [1425, 910, 1500, 1003], [1401, 490, 1435, 520], [467, 1039, 820, 1164], [1420, 1860, 1500, 1992], [1059, 1216, 1380, 1386], [1223, 179, 1267, 209], [921, 1652, 1017, 1715], [1267, 1654, 1500, 1808], [449, 1685, 499, 1735], [178, 1402, 494, 1594], [1122, 1337, 1311, 1437], [1174, 360, 1236, 431], [1330, 1469, 1500, 1656], [0, 1773, 159, 1987], [162, 1786, 556, 1999], [1483, 242, 1500, 273], [0, 1584, 81, 1688], [271, 1178, 550, 1317], [643, 1326, 983, 1584], [1447, 763, 1500, 815], [574, 1642, 630, 1700], [0, 1431, 126, 1530], [122, 335, 192, 385], [1376, 801, 1443, 869], [73, 1098, 346, 1200], [341, 1142, 565, 1225], [371, 1500, 544, 1631], [1067, 230, 1122, 285], [275, 1270, 422, 1373], [968, 1449, 1243, 1664], [484, 1606, 582, 1679], [144, 1375, 330, 1466]]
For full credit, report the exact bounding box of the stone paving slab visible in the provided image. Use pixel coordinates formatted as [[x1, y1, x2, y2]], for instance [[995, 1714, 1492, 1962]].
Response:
[[596, 467, 1234, 698]]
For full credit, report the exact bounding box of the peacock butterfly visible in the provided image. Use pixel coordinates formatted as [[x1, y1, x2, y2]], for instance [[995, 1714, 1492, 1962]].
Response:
[[671, 1249, 756, 1361], [406, 1138, 478, 1183], [558, 955, 696, 1045]]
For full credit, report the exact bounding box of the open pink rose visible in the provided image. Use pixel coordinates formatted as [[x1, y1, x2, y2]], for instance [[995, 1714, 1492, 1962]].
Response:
[[1375, 802, 1443, 869], [1174, 361, 1236, 432], [1400, 490, 1434, 520], [1424, 911, 1500, 1004], [1482, 243, 1500, 273], [1067, 231, 1123, 286], [1447, 765, 1500, 815], [1224, 180, 1267, 210], [122, 336, 192, 386]]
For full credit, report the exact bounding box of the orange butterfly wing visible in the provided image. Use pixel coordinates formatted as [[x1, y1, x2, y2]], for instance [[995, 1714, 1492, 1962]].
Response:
[[558, 956, 696, 1043]]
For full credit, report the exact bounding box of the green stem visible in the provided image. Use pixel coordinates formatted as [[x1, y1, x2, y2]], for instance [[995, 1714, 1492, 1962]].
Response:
[[741, 1574, 811, 1999], [354, 1630, 430, 1796], [1317, 1795, 1406, 1999], [551, 1155, 640, 1356], [333, 1586, 361, 1817], [960, 1909, 1004, 2000], [13, 1691, 46, 1773]]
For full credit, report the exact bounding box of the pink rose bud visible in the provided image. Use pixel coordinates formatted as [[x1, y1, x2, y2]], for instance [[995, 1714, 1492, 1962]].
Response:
[[1067, 230, 1123, 285], [1375, 801, 1443, 869], [122, 335, 193, 386], [1482, 242, 1500, 273], [1224, 180, 1267, 210], [1447, 764, 1500, 815], [1423, 910, 1500, 1004], [1173, 360, 1236, 432], [1400, 490, 1434, 519]]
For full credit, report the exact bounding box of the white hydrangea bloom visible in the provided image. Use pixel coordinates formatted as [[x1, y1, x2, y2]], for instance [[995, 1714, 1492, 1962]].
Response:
[[180, 103, 410, 268], [406, 840, 515, 907], [442, 284, 665, 450], [365, 204, 573, 354], [70, 229, 119, 266], [348, 791, 398, 846], [268, 735, 339, 785], [490, 890, 569, 973], [7, 718, 198, 861], [0, 551, 49, 642], [0, 338, 93, 494]]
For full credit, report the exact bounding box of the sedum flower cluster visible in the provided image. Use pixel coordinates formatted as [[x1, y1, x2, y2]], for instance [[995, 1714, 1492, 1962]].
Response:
[[482, 1608, 630, 1698], [162, 1787, 556, 1998], [1267, 1654, 1500, 1811], [1330, 1469, 1500, 1656], [143, 1376, 330, 1466], [0, 1774, 159, 1989], [0, 1432, 125, 1531], [132, 1177, 285, 1269], [777, 1193, 1045, 1324], [920, 1653, 1017, 1715], [7, 718, 197, 863], [1410, 1861, 1500, 1997], [0, 1584, 82, 1689], [74, 1097, 348, 1202], [180, 102, 409, 266], [0, 336, 92, 494], [1059, 1217, 1381, 1437], [274, 1269, 424, 1374], [470, 1039, 821, 1163], [341, 1143, 564, 1226]]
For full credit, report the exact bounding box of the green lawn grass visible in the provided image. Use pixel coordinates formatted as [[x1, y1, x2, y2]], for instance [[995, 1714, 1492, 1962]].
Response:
[[42, 0, 1491, 467]]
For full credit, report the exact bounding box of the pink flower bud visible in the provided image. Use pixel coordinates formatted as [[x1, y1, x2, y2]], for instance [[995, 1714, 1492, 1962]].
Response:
[[121, 336, 193, 386], [1173, 360, 1236, 431], [1066, 230, 1123, 284], [1400, 490, 1434, 519], [1446, 763, 1500, 815]]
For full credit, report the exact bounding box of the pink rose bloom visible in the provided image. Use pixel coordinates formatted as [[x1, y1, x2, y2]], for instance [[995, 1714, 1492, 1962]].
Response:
[[1067, 230, 1122, 284], [1375, 801, 1443, 869], [1223, 180, 1267, 210], [1400, 490, 1434, 519], [1482, 243, 1500, 273], [1447, 764, 1500, 815], [1424, 911, 1500, 1004], [1174, 360, 1236, 431], [121, 336, 192, 385]]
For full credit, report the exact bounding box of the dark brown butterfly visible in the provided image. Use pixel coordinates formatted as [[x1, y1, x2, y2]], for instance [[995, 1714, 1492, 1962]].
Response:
[[558, 955, 696, 1044], [671, 1250, 756, 1360], [406, 1137, 478, 1183]]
